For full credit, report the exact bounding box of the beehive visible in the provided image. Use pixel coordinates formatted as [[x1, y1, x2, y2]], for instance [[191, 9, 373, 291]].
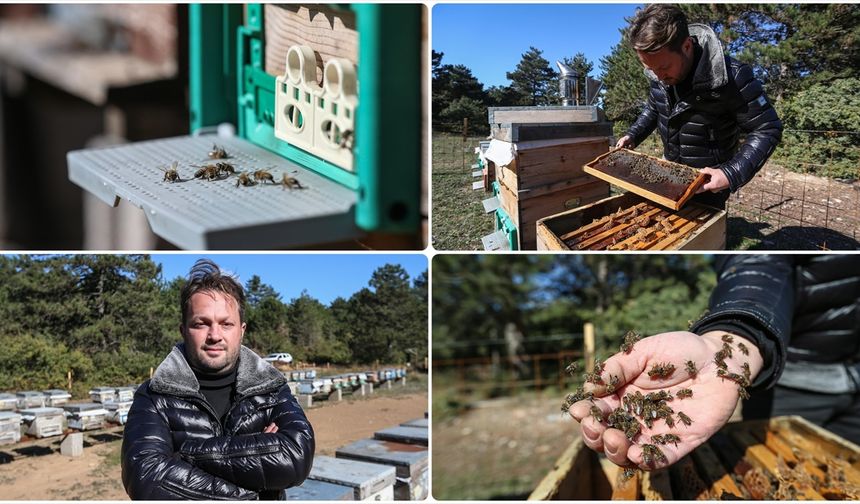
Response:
[[487, 137, 611, 249], [16, 391, 46, 409], [0, 411, 22, 445], [65, 403, 108, 431], [89, 387, 117, 403], [0, 393, 18, 411], [536, 192, 725, 251], [19, 407, 64, 438], [43, 389, 71, 407], [336, 438, 429, 500], [115, 387, 135, 402], [530, 416, 860, 500]]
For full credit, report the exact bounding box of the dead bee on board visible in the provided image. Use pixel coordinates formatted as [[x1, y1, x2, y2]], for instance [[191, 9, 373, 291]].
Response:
[[675, 388, 693, 399], [159, 161, 182, 183], [620, 330, 641, 353], [215, 162, 236, 176], [253, 170, 276, 185], [281, 173, 305, 190], [738, 342, 749, 356], [208, 143, 229, 159], [685, 360, 698, 377], [647, 362, 676, 379], [193, 164, 221, 181], [235, 172, 256, 187], [677, 411, 692, 426]]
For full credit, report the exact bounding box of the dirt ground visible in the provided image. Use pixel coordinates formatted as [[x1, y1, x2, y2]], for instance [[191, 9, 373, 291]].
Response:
[[432, 394, 581, 500], [0, 391, 427, 500]]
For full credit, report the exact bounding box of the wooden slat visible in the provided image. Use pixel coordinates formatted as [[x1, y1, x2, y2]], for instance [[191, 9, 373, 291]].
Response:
[[641, 468, 673, 500], [558, 202, 648, 241], [611, 466, 640, 500], [584, 165, 679, 210], [528, 438, 601, 500], [729, 429, 825, 500], [264, 5, 358, 79], [691, 442, 744, 498]]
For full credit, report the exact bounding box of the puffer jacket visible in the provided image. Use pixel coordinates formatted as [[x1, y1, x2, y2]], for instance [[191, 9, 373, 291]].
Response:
[[691, 255, 860, 391], [626, 24, 783, 202], [121, 344, 315, 500]]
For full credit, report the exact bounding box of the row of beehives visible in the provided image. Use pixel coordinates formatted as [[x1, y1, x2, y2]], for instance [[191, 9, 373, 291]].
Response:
[[0, 400, 132, 445], [291, 415, 429, 501], [0, 385, 139, 412], [288, 368, 408, 397]]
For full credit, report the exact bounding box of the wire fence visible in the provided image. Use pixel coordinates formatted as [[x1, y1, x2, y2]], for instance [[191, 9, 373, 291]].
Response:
[[433, 349, 584, 396], [432, 121, 860, 250]]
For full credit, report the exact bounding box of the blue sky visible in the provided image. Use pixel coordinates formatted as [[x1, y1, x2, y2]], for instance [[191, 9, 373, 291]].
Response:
[[153, 254, 427, 304], [433, 4, 641, 87]]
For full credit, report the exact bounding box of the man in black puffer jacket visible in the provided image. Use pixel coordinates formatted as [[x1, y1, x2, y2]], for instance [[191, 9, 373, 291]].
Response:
[[121, 259, 314, 500], [568, 254, 860, 471], [617, 5, 783, 209]]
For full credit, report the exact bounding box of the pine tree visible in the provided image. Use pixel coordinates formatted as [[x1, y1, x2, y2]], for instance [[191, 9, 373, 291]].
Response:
[[506, 46, 557, 106]]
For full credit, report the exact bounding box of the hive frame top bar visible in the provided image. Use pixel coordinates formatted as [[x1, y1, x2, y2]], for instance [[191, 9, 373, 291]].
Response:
[[68, 135, 358, 249]]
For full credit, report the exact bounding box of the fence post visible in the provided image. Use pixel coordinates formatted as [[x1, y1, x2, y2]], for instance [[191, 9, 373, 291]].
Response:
[[67, 370, 72, 391], [534, 355, 541, 392], [584, 323, 595, 372]]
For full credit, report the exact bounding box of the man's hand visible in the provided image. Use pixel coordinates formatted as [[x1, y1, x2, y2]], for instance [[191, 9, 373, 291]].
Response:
[[615, 135, 634, 149], [697, 167, 730, 193], [263, 422, 278, 434], [568, 330, 763, 470]]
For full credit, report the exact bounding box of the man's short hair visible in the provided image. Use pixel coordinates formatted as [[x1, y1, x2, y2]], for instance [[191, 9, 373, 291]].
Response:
[[180, 258, 245, 326], [629, 4, 690, 53]]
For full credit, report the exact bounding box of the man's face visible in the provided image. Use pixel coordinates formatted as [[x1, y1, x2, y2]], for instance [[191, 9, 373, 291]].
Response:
[[181, 291, 245, 375], [636, 38, 694, 86]]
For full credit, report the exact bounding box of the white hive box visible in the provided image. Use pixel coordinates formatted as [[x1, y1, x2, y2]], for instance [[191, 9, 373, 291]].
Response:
[[16, 391, 46, 409], [115, 387, 135, 402], [43, 389, 72, 407], [103, 401, 133, 425], [0, 411, 22, 445], [65, 403, 108, 431], [19, 407, 64, 438], [0, 393, 18, 411], [89, 387, 117, 403]]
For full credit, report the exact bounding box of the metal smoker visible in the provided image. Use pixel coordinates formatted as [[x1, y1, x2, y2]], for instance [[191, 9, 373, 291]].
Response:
[[557, 60, 579, 106]]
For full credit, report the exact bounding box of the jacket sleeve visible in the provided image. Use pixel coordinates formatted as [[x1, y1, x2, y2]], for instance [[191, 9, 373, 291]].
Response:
[[719, 63, 783, 191], [121, 384, 259, 500], [625, 85, 660, 147], [178, 386, 315, 492], [690, 255, 794, 390]]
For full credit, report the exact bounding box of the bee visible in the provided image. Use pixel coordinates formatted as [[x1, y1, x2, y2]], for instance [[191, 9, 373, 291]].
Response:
[[742, 362, 751, 381], [621, 467, 637, 481], [675, 388, 693, 399], [641, 444, 667, 465], [634, 214, 651, 228], [253, 170, 276, 184], [564, 362, 578, 376], [685, 360, 698, 377], [647, 362, 676, 379], [593, 358, 606, 375], [590, 405, 604, 423], [650, 434, 665, 444], [235, 172, 255, 187], [658, 216, 674, 234], [722, 342, 733, 358], [713, 352, 728, 370], [663, 413, 675, 428], [620, 330, 641, 353], [738, 342, 749, 356], [208, 143, 228, 159], [561, 393, 577, 415], [216, 162, 236, 176], [721, 334, 734, 344], [193, 164, 221, 181], [663, 433, 680, 446], [606, 374, 620, 394], [624, 421, 641, 440], [738, 386, 750, 400], [678, 411, 692, 426], [338, 129, 354, 150], [584, 371, 603, 385], [281, 173, 305, 190], [159, 162, 182, 183]]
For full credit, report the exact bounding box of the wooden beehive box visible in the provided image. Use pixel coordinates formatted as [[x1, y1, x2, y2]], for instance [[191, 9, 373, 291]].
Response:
[[536, 192, 725, 251], [530, 416, 860, 500], [489, 136, 611, 249]]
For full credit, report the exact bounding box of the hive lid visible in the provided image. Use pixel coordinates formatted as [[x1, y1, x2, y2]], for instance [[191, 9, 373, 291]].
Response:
[[64, 403, 104, 413], [19, 407, 64, 415], [583, 148, 707, 210]]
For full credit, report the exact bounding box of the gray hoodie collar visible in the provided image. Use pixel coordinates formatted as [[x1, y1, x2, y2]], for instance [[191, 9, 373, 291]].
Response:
[[150, 343, 287, 398], [643, 23, 728, 91]]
